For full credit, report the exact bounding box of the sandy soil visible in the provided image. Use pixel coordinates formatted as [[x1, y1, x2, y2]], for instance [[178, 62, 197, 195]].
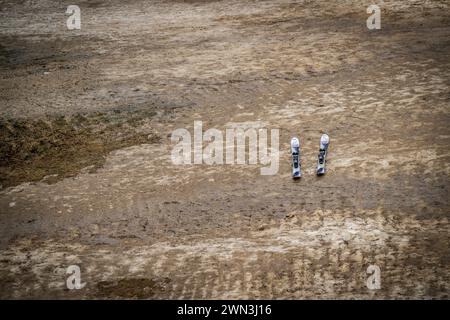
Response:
[[0, 0, 449, 299]]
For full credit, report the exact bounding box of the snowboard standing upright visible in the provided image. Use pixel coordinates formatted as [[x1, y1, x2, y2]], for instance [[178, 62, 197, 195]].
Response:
[[317, 134, 329, 176], [291, 137, 301, 179]]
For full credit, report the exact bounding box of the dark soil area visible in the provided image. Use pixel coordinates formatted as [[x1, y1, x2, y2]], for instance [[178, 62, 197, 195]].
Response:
[[0, 110, 160, 188]]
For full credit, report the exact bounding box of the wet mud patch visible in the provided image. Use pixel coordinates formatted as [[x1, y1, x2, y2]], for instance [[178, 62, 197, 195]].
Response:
[[96, 277, 171, 299], [0, 34, 107, 73], [0, 109, 160, 189]]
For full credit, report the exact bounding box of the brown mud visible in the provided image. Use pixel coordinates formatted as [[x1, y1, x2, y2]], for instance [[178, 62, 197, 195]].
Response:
[[0, 0, 449, 299]]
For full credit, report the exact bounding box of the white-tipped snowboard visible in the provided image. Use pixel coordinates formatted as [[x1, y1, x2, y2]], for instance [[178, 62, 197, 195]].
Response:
[[317, 134, 329, 176], [291, 137, 301, 179]]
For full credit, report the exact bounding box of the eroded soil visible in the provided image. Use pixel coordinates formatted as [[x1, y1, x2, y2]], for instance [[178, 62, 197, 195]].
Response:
[[0, 0, 449, 299]]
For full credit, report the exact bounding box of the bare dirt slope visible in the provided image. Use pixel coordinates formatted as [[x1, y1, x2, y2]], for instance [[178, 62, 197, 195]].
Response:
[[0, 0, 449, 299]]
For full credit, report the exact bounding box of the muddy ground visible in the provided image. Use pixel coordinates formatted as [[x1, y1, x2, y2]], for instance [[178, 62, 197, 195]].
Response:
[[0, 0, 449, 299]]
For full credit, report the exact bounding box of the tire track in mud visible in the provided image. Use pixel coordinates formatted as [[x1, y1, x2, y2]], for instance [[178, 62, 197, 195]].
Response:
[[0, 209, 448, 299]]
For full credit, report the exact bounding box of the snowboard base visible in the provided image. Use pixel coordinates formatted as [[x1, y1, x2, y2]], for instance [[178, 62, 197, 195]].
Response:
[[291, 137, 301, 179], [316, 134, 329, 176]]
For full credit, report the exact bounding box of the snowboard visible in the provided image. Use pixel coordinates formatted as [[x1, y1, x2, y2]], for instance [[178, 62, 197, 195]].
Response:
[[291, 137, 301, 179], [317, 134, 330, 176]]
